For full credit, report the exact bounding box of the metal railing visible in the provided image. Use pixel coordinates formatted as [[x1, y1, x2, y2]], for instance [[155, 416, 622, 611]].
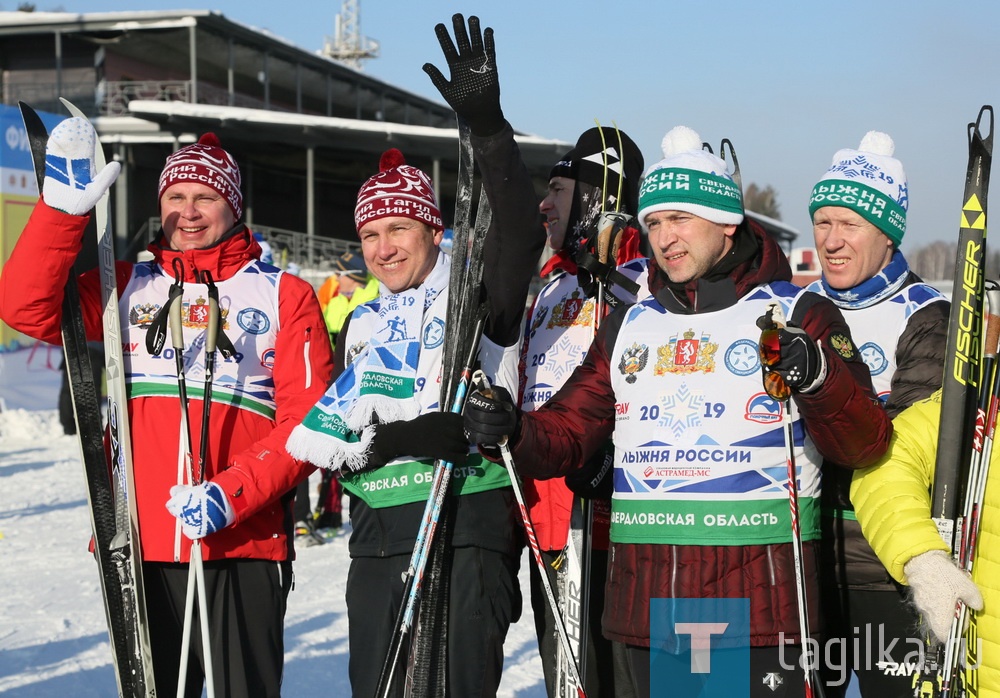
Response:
[[100, 81, 190, 116], [4, 80, 270, 116]]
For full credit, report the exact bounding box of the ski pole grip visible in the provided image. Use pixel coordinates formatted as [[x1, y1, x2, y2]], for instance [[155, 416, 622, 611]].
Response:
[[986, 286, 1000, 358], [205, 295, 219, 353], [168, 290, 185, 351]]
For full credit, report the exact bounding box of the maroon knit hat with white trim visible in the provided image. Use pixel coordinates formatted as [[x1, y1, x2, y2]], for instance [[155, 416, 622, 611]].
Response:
[[354, 149, 443, 233], [157, 133, 243, 220]]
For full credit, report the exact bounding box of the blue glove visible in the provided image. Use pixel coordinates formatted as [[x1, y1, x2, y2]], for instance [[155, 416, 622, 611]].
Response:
[[166, 482, 235, 540], [43, 116, 120, 215]]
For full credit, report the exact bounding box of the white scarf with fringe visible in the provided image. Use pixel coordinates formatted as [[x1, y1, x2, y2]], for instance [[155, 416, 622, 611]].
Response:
[[286, 252, 450, 472]]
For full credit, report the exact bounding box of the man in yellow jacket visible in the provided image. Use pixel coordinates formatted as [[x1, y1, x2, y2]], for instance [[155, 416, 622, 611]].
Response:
[[324, 250, 379, 349], [851, 390, 992, 695]]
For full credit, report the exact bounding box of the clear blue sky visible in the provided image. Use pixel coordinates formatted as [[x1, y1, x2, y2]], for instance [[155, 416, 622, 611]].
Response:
[[20, 0, 1000, 251]]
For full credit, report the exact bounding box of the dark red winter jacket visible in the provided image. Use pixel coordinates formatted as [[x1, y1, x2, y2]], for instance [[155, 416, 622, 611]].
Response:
[[506, 220, 892, 647], [0, 202, 333, 563]]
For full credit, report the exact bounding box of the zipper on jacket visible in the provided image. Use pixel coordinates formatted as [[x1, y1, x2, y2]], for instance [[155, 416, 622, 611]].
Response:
[[303, 327, 313, 390], [670, 544, 678, 598], [766, 544, 777, 586]]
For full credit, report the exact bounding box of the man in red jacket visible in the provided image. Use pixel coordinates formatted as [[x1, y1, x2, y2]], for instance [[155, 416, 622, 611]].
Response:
[[465, 125, 892, 697], [0, 118, 332, 697]]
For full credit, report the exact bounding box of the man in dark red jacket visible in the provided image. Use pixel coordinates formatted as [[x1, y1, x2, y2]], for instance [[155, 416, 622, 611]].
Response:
[[465, 126, 892, 697], [0, 119, 332, 697]]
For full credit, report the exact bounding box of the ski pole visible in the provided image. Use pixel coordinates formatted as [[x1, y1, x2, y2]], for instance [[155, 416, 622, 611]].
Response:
[[375, 309, 488, 698], [168, 274, 217, 698], [472, 370, 588, 698], [939, 284, 1000, 698], [758, 302, 824, 698]]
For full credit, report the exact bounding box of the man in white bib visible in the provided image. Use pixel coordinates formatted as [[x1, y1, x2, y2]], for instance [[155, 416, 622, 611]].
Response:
[[807, 132, 948, 696], [464, 125, 893, 697]]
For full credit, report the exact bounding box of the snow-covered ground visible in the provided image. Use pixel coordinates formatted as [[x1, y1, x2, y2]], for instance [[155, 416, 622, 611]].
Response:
[[0, 344, 545, 696], [0, 344, 863, 697]]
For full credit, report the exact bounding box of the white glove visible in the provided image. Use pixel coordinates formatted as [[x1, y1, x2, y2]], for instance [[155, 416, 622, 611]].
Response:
[[166, 482, 235, 540], [904, 549, 984, 643], [43, 116, 120, 216]]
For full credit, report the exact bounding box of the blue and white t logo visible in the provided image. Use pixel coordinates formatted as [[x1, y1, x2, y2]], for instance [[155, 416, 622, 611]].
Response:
[[674, 622, 729, 673], [651, 598, 750, 697]]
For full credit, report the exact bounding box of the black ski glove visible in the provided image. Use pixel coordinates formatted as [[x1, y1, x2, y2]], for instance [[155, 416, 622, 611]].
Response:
[[762, 326, 827, 394], [422, 14, 505, 137], [463, 385, 519, 445], [367, 412, 469, 471], [565, 443, 614, 500]]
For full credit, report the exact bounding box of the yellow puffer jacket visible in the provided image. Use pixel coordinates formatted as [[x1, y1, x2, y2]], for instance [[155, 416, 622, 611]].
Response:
[[851, 390, 1000, 698]]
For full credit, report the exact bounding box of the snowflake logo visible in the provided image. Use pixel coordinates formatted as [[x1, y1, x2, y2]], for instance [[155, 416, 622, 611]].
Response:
[[548, 333, 588, 381], [658, 383, 704, 438]]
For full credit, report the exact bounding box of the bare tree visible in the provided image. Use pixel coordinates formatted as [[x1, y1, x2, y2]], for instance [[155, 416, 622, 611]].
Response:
[[908, 241, 953, 281], [744, 183, 781, 220]]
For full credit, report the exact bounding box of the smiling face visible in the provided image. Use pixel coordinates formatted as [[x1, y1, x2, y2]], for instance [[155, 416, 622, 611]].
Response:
[[812, 206, 894, 290], [358, 216, 442, 293], [539, 176, 575, 251], [160, 182, 236, 252], [644, 210, 736, 284]]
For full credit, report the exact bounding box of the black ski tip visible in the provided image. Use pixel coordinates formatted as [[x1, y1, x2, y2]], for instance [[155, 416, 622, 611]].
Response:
[[971, 105, 994, 152], [17, 101, 45, 131]]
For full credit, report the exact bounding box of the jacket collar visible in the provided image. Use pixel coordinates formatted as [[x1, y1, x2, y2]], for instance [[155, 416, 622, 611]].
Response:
[[149, 225, 263, 283]]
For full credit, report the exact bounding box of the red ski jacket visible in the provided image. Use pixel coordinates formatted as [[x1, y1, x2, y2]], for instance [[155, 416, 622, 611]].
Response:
[[0, 202, 333, 563]]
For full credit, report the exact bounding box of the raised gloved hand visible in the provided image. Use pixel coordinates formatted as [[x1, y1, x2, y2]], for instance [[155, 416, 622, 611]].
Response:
[[43, 116, 121, 216], [761, 326, 827, 394], [166, 482, 235, 540], [565, 443, 615, 500], [904, 549, 984, 643], [422, 14, 505, 137], [368, 411, 470, 470], [463, 385, 519, 445]]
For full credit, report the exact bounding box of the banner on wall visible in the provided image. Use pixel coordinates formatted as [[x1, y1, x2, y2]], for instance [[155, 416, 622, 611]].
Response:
[[0, 104, 66, 350]]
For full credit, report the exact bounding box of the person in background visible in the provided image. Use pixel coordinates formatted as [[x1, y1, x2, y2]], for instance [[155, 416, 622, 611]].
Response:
[[253, 231, 273, 264], [316, 272, 340, 316], [522, 124, 646, 697], [324, 250, 379, 349], [292, 249, 378, 545]]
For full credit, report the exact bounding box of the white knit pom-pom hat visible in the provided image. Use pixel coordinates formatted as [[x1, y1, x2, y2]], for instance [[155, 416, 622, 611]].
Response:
[[809, 131, 908, 245], [636, 125, 744, 230]]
